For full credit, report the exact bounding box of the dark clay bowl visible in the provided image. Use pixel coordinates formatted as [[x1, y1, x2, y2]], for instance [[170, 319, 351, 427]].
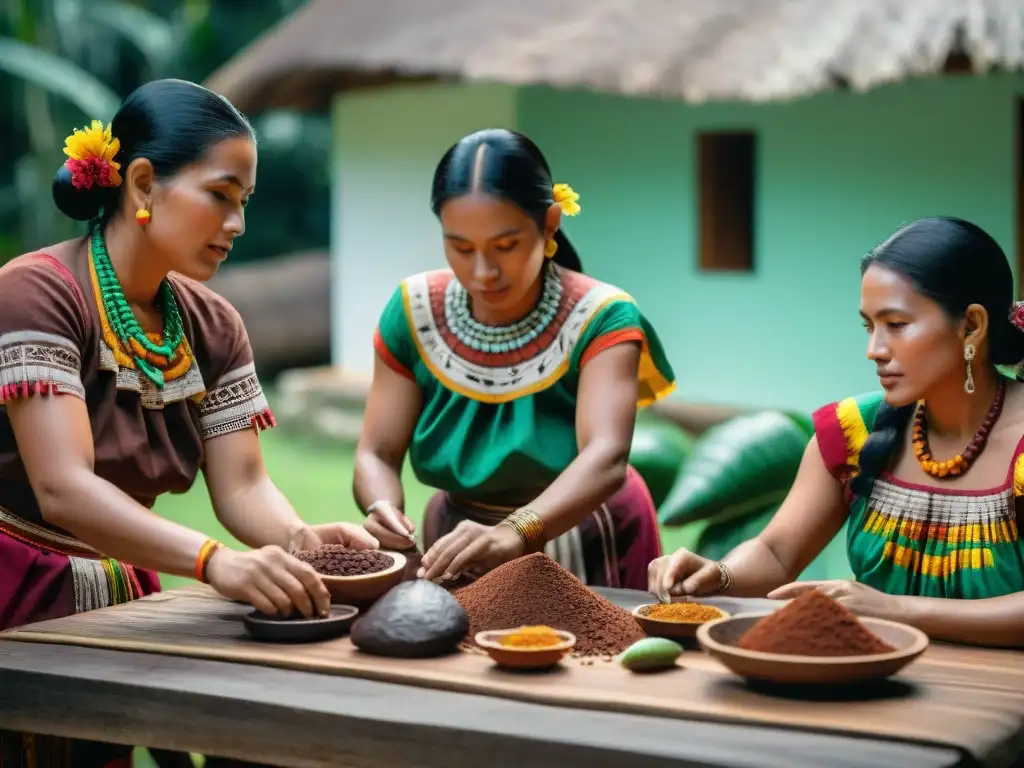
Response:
[[243, 604, 359, 643], [695, 612, 929, 685]]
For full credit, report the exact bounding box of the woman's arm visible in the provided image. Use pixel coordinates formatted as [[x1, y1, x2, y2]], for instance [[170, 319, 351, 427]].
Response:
[[524, 342, 642, 540], [899, 592, 1024, 648], [651, 436, 849, 598], [203, 429, 318, 551], [9, 394, 211, 576], [352, 353, 423, 547]]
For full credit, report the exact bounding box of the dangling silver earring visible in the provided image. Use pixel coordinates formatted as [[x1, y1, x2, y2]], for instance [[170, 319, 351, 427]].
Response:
[[964, 343, 976, 394]]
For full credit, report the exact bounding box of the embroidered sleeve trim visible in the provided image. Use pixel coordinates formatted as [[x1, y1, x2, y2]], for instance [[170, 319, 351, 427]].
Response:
[[0, 331, 85, 403], [579, 328, 645, 368], [198, 362, 277, 440], [373, 327, 414, 380]]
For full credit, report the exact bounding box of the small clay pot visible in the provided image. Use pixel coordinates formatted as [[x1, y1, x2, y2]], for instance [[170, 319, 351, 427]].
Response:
[[632, 602, 730, 640], [475, 629, 577, 670]]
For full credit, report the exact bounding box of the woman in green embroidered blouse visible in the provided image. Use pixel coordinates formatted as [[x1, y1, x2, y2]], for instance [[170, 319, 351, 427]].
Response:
[[354, 129, 676, 589], [649, 217, 1024, 648]]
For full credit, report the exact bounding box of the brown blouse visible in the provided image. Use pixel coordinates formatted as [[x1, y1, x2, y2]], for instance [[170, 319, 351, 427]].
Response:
[[0, 241, 276, 528]]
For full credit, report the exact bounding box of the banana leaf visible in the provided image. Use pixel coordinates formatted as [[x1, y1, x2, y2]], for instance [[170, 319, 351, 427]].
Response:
[[0, 38, 121, 119], [784, 410, 815, 437], [695, 504, 778, 562], [629, 414, 694, 508], [658, 410, 810, 527]]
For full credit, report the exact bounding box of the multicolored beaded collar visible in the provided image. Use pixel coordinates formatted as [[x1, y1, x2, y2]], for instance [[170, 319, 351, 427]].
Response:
[[87, 225, 194, 389], [442, 261, 563, 353]]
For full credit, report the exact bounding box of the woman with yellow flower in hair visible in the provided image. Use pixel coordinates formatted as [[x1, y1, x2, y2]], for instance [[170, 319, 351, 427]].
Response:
[[354, 128, 676, 588], [0, 78, 378, 767]]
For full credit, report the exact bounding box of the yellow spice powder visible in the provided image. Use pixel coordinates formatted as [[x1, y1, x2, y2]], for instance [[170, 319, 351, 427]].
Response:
[[497, 625, 564, 648], [646, 602, 723, 622]]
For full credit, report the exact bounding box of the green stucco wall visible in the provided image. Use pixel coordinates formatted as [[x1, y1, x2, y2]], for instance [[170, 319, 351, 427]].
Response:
[[518, 73, 1022, 412], [332, 74, 1023, 413]]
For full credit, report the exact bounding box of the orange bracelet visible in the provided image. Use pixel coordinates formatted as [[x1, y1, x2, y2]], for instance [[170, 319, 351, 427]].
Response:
[[195, 539, 224, 583]]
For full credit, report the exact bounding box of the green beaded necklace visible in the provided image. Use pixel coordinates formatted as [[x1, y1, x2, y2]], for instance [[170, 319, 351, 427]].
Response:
[[89, 224, 184, 389]]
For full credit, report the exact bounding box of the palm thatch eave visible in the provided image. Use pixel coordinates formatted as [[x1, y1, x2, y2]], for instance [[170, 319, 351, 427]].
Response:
[[205, 0, 1024, 114]]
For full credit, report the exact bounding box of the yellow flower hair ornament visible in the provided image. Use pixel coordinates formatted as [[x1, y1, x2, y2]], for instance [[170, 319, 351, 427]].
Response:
[[63, 120, 122, 191], [545, 183, 580, 259], [553, 182, 580, 216]]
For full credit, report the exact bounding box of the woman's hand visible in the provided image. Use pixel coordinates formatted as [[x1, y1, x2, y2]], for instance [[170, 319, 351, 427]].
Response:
[[417, 520, 524, 582], [363, 501, 418, 550], [303, 522, 379, 551], [647, 547, 728, 600], [768, 580, 901, 620], [204, 545, 332, 619]]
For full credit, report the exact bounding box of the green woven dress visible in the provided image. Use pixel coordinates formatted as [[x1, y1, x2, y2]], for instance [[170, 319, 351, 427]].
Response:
[[814, 390, 1024, 598], [373, 262, 676, 589]]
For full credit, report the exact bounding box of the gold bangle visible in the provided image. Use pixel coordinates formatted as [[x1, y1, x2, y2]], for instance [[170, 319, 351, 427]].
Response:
[[501, 508, 547, 554]]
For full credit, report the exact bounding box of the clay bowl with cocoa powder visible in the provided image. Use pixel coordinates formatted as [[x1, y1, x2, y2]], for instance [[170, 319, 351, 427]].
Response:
[[475, 629, 577, 670], [632, 602, 730, 640], [318, 551, 407, 608], [696, 613, 930, 686]]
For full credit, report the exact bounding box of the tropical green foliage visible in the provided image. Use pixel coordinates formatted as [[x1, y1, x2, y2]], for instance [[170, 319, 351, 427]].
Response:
[[0, 0, 328, 265], [627, 411, 695, 507], [657, 410, 811, 527]]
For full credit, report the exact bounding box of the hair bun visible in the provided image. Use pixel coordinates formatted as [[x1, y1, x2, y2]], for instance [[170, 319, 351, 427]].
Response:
[[52, 165, 103, 221]]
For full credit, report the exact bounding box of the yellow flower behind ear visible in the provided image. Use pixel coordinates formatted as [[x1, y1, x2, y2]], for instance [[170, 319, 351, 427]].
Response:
[[553, 183, 581, 216], [63, 120, 122, 186]]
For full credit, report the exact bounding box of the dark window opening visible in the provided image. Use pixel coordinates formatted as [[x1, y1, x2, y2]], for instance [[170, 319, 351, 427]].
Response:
[[697, 131, 756, 272]]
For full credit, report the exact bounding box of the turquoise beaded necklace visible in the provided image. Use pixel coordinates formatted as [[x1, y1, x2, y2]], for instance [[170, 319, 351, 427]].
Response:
[[444, 262, 563, 353], [89, 224, 184, 389]]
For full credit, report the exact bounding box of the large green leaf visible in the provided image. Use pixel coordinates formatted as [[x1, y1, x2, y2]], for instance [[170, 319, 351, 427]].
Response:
[[85, 1, 179, 73], [696, 505, 777, 562], [628, 414, 695, 508], [0, 37, 121, 118], [658, 410, 810, 527]]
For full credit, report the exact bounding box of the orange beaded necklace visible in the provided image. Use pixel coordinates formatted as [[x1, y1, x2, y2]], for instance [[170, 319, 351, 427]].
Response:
[[911, 379, 1006, 479]]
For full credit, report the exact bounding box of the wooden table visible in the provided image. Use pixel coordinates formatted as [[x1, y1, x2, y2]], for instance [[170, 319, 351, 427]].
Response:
[[0, 587, 1021, 768]]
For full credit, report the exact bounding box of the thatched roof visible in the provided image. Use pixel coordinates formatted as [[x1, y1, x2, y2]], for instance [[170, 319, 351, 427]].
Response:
[[206, 0, 1024, 114]]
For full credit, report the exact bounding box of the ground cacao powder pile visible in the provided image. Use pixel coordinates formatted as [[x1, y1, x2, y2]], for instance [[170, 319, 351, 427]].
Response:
[[738, 589, 896, 656], [452, 553, 645, 657], [294, 545, 394, 577]]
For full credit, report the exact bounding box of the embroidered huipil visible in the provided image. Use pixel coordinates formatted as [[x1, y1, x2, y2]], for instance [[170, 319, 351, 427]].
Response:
[[373, 263, 676, 507], [814, 391, 1024, 599], [0, 248, 277, 564]]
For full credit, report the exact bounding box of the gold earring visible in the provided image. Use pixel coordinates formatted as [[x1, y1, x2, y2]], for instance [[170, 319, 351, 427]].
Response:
[[544, 238, 557, 259], [964, 343, 975, 394]]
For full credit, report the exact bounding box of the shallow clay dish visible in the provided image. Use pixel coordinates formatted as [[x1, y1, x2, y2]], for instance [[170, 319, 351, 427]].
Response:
[[633, 602, 730, 640], [475, 629, 577, 669], [320, 550, 407, 608], [695, 612, 929, 685], [243, 604, 359, 643]]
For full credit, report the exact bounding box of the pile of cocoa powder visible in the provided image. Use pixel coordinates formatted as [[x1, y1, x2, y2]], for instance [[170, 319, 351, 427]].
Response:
[[452, 553, 645, 657], [738, 589, 896, 656], [295, 545, 394, 577]]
